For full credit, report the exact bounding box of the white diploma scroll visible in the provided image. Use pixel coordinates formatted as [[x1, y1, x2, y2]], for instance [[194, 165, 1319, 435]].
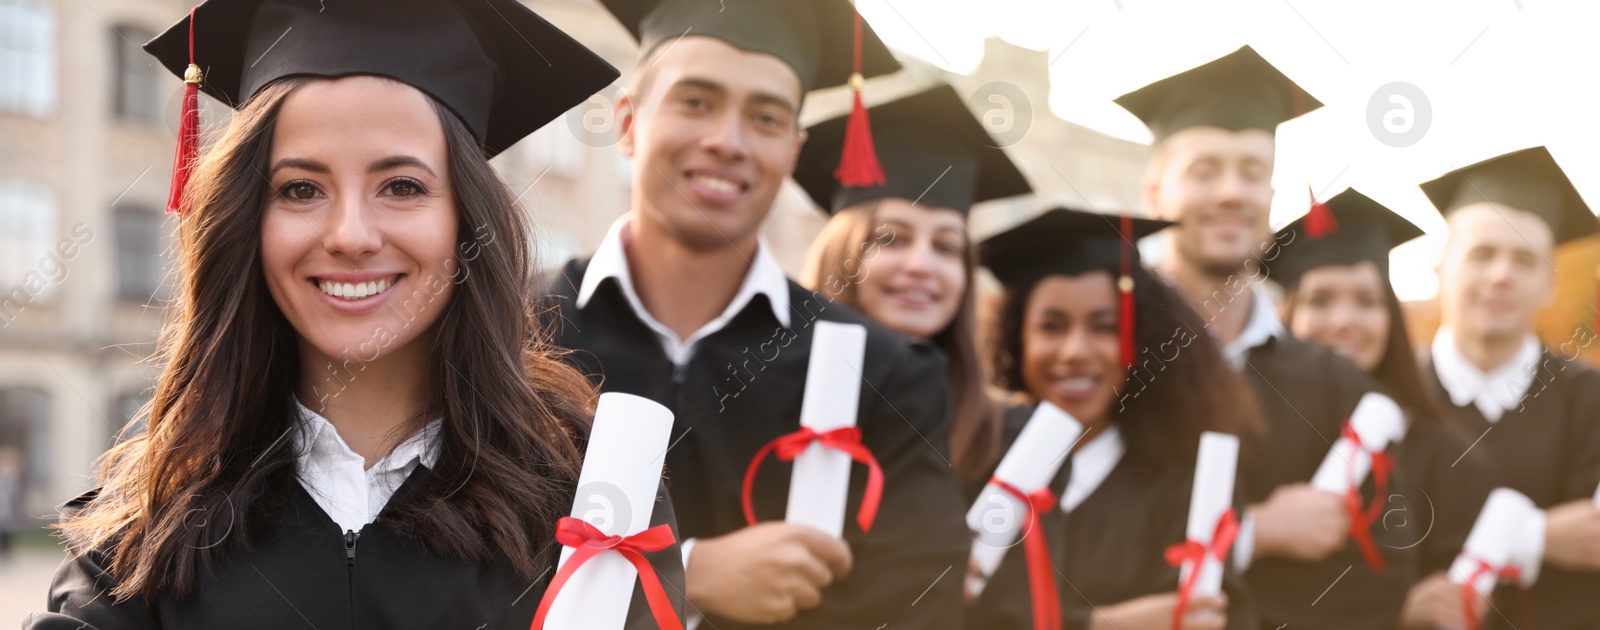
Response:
[[785, 321, 869, 539], [964, 402, 1084, 598], [1448, 488, 1544, 597], [543, 392, 675, 630], [1310, 392, 1408, 494], [1181, 432, 1240, 598]]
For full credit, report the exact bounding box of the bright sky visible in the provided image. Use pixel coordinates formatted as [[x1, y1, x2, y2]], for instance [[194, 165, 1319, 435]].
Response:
[[857, 0, 1600, 301]]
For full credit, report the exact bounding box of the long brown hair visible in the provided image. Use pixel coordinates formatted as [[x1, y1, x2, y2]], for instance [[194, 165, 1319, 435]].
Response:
[[1280, 274, 1464, 435], [58, 77, 596, 600], [992, 264, 1265, 464], [799, 203, 1002, 486]]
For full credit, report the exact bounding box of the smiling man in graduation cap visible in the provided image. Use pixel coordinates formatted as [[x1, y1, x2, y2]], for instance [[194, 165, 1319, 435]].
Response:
[[1420, 145, 1600, 629], [1116, 46, 1407, 629], [539, 1, 969, 628]]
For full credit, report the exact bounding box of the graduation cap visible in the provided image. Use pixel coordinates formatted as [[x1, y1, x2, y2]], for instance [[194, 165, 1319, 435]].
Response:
[[598, 0, 899, 93], [1114, 45, 1322, 144], [979, 208, 1177, 367], [1420, 146, 1597, 246], [1265, 188, 1424, 290], [144, 0, 620, 213], [793, 84, 1032, 216]]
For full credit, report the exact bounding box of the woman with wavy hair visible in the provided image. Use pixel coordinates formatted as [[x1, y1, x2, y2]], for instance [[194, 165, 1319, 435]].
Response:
[[28, 0, 682, 627], [796, 85, 1032, 493], [965, 208, 1263, 630], [1267, 189, 1499, 630]]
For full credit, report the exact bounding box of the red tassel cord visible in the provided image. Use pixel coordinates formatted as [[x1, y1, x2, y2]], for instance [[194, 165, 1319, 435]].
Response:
[[742, 426, 884, 533], [832, 12, 884, 188], [1459, 556, 1531, 630], [1119, 214, 1136, 368], [529, 518, 684, 630], [993, 478, 1060, 630], [1164, 509, 1239, 630], [1341, 421, 1393, 572], [166, 7, 202, 214], [1304, 185, 1337, 238]]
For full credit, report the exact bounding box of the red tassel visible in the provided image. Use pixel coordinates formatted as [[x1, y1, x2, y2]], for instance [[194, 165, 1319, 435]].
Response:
[[1305, 185, 1337, 238], [166, 8, 202, 214], [1119, 214, 1135, 368], [832, 12, 884, 188], [834, 88, 885, 187]]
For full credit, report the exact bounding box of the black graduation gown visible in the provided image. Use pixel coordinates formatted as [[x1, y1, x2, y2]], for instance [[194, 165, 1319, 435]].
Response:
[[1421, 348, 1600, 630], [965, 404, 1259, 630], [1388, 420, 1501, 577], [1236, 334, 1414, 629], [28, 468, 686, 629], [539, 258, 970, 629]]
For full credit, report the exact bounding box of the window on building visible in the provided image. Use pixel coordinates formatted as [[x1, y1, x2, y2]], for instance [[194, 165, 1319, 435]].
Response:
[[0, 0, 56, 116], [0, 386, 51, 485], [113, 204, 168, 302], [0, 180, 58, 317], [111, 26, 163, 126]]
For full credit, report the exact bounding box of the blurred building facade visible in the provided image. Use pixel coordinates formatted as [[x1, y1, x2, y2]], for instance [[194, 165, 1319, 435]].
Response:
[[0, 0, 1150, 525]]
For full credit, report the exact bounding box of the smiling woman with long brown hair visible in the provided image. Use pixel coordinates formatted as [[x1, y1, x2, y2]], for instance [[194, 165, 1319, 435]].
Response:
[[27, 0, 684, 628], [796, 85, 1032, 492]]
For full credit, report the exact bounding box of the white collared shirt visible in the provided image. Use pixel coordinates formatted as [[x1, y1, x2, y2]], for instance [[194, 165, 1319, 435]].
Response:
[[1221, 282, 1286, 371], [1060, 425, 1125, 513], [575, 215, 792, 367], [292, 398, 443, 535], [1430, 327, 1543, 423]]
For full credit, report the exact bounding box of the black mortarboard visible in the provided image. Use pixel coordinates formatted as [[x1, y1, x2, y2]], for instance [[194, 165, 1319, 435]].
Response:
[[1114, 45, 1322, 144], [981, 208, 1177, 367], [980, 208, 1175, 289], [792, 84, 1032, 216], [144, 0, 619, 159], [598, 0, 900, 92], [1265, 188, 1424, 290], [1420, 146, 1596, 246]]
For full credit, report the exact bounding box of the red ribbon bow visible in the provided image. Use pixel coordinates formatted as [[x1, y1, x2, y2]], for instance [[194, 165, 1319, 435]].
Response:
[[1340, 421, 1394, 572], [1460, 555, 1529, 630], [530, 517, 684, 630], [993, 478, 1060, 630], [1163, 508, 1239, 630], [741, 426, 884, 533]]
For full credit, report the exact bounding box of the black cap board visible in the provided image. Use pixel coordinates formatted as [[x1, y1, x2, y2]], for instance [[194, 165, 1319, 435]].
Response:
[[980, 208, 1176, 290], [1266, 188, 1424, 289], [1114, 45, 1322, 144], [794, 84, 1032, 216], [143, 0, 619, 158], [1420, 146, 1596, 246], [597, 0, 900, 93]]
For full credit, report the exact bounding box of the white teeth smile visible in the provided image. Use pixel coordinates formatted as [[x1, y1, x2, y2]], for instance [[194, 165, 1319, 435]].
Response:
[[690, 173, 741, 194], [1057, 377, 1098, 393], [316, 277, 394, 301]]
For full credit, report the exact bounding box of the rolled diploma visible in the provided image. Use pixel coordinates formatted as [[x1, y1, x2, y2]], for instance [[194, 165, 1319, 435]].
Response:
[[543, 392, 675, 629], [1182, 432, 1240, 598], [964, 402, 1084, 598], [1310, 392, 1407, 494], [1448, 488, 1540, 598], [785, 321, 868, 539]]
